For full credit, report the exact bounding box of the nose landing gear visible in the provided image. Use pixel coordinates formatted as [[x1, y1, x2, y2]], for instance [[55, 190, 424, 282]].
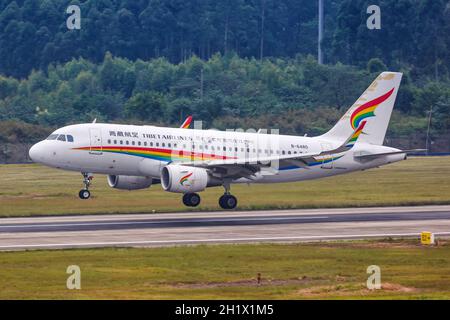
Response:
[[79, 172, 93, 199]]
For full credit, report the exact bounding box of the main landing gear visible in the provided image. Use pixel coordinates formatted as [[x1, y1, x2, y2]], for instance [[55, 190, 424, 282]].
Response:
[[181, 183, 238, 210], [219, 194, 237, 210], [218, 181, 237, 210], [182, 193, 201, 207], [79, 172, 93, 200]]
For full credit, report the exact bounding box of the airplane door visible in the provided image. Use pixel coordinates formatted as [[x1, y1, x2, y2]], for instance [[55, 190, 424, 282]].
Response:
[[320, 143, 333, 169], [89, 128, 102, 155]]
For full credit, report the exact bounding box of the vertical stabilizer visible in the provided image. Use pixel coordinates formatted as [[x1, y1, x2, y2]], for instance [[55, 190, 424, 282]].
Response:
[[320, 72, 402, 145]]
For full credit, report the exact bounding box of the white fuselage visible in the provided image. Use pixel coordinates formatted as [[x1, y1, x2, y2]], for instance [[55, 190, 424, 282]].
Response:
[[29, 123, 405, 185]]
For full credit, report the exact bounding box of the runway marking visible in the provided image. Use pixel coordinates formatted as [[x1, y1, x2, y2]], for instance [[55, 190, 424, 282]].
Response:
[[2, 232, 450, 249], [0, 216, 328, 229]]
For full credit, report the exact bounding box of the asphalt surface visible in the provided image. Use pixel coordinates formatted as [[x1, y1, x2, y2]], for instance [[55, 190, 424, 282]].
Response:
[[1, 205, 450, 250]]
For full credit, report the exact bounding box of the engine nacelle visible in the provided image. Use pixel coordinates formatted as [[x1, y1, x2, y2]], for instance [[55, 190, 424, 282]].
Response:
[[107, 175, 153, 190], [161, 165, 211, 193]]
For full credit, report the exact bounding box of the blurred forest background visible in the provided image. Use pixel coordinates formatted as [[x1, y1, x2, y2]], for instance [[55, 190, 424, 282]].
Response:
[[0, 0, 449, 162]]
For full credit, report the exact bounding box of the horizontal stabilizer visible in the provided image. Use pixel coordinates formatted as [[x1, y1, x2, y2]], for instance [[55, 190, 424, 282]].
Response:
[[354, 149, 426, 161]]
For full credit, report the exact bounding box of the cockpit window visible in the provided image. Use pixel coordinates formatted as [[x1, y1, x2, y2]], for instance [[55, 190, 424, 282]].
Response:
[[57, 135, 66, 141], [46, 134, 58, 140], [67, 135, 74, 142]]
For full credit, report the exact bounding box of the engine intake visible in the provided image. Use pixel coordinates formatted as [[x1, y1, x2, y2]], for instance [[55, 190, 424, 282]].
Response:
[[161, 165, 217, 193], [107, 175, 153, 190]]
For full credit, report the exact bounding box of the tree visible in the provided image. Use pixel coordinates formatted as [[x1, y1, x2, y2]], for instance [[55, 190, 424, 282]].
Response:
[[367, 58, 387, 74], [0, 76, 19, 99], [125, 92, 167, 121]]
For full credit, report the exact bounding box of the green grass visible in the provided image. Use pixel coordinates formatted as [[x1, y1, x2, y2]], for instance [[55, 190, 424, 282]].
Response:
[[0, 156, 450, 217], [0, 157, 449, 217], [0, 240, 449, 299]]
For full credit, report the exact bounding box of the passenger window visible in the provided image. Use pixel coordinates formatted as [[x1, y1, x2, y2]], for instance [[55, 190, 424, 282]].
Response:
[[132, 141, 135, 145], [67, 135, 74, 142], [162, 143, 165, 147], [138, 141, 141, 146], [107, 139, 111, 144], [126, 141, 129, 145], [114, 140, 117, 144], [57, 135, 66, 141], [120, 140, 123, 145], [144, 142, 147, 146]]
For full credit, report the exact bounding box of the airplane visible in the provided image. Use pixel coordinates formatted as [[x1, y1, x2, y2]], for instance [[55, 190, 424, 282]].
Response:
[[29, 72, 424, 209]]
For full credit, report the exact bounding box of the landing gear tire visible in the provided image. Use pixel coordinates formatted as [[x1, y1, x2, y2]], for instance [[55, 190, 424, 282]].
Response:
[[182, 193, 201, 207], [79, 172, 93, 199], [219, 194, 237, 210], [79, 189, 91, 200]]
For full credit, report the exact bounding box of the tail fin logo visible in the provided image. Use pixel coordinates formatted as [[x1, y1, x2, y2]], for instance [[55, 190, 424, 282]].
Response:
[[180, 172, 193, 186], [350, 88, 394, 129]]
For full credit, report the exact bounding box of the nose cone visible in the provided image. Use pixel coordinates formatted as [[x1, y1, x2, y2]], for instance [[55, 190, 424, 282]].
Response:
[[29, 142, 45, 163]]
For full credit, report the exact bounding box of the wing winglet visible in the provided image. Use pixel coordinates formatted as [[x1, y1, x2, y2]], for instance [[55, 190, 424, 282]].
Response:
[[180, 116, 193, 129]]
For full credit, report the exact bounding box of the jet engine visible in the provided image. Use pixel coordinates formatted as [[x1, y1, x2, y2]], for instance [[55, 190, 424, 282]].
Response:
[[107, 175, 153, 190], [161, 165, 218, 193]]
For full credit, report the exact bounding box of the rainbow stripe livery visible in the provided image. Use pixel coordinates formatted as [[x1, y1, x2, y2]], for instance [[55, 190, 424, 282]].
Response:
[[350, 88, 394, 129], [74, 146, 235, 162]]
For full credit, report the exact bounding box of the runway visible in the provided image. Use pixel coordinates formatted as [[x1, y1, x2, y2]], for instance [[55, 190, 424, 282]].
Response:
[[1, 205, 450, 250]]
